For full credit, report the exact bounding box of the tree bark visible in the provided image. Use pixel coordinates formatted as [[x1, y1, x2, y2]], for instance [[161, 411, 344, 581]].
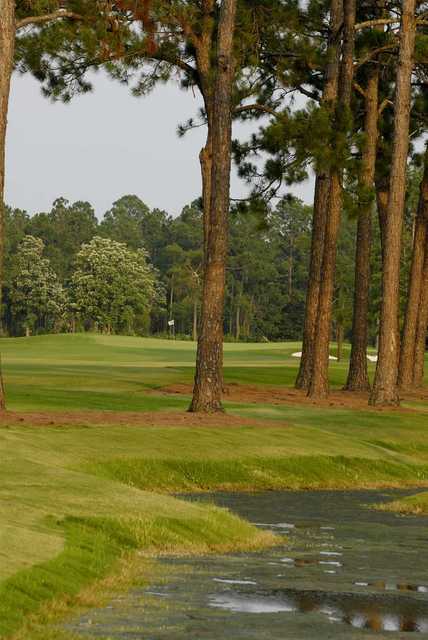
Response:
[[376, 182, 389, 262], [336, 322, 344, 361], [398, 148, 428, 389], [308, 0, 356, 399], [189, 0, 237, 413], [345, 68, 379, 391], [414, 238, 428, 387], [295, 0, 342, 390], [295, 175, 330, 388], [370, 0, 417, 406], [200, 129, 213, 257], [0, 0, 14, 410], [193, 297, 198, 342]]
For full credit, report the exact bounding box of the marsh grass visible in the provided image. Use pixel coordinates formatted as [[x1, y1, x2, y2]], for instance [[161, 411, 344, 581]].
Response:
[[376, 490, 428, 515]]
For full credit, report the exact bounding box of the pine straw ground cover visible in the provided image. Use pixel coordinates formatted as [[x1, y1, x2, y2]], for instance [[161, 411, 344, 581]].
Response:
[[1, 333, 428, 638]]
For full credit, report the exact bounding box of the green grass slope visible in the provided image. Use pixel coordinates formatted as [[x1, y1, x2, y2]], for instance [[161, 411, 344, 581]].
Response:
[[1, 333, 428, 638]]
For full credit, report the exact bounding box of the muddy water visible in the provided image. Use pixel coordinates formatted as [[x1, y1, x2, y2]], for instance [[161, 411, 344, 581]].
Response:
[[66, 490, 428, 639]]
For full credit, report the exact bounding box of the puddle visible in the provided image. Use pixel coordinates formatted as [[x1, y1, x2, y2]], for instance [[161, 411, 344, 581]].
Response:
[[280, 555, 343, 568], [210, 588, 428, 632], [65, 489, 428, 639], [355, 581, 428, 593], [213, 578, 257, 586]]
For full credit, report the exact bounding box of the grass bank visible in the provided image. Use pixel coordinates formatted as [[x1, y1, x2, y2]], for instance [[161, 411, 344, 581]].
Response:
[[1, 333, 428, 638], [376, 491, 428, 515]]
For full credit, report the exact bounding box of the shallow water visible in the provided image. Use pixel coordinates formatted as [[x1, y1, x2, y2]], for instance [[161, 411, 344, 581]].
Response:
[[66, 489, 428, 639]]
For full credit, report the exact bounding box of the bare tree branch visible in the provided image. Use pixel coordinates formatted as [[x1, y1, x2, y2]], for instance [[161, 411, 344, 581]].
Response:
[[234, 103, 281, 118], [16, 10, 83, 31], [355, 17, 399, 30]]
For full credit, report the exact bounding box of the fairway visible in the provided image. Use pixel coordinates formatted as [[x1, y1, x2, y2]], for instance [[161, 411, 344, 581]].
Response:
[[1, 333, 428, 639], [2, 333, 376, 411]]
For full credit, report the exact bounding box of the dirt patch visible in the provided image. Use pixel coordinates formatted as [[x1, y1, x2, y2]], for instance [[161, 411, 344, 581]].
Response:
[[0, 409, 277, 429], [161, 383, 425, 412], [2, 384, 425, 429]]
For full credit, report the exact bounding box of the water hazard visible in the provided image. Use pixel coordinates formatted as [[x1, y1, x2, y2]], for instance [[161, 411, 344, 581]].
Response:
[[66, 489, 428, 638]]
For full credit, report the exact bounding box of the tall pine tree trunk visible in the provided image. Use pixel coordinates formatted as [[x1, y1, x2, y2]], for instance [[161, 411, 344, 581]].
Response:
[[193, 297, 198, 342], [370, 0, 417, 406], [376, 179, 389, 262], [398, 148, 428, 389], [295, 176, 330, 388], [308, 0, 356, 399], [200, 127, 213, 258], [295, 0, 342, 390], [345, 69, 379, 391], [414, 242, 428, 387], [190, 0, 237, 413], [0, 0, 14, 410]]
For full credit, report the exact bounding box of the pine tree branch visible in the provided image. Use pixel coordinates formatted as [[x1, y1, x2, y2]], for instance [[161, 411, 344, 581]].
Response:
[[378, 98, 394, 115], [296, 85, 320, 101], [356, 43, 397, 68], [353, 81, 366, 98], [234, 104, 281, 118], [355, 17, 399, 30], [355, 16, 428, 30], [16, 10, 83, 31]]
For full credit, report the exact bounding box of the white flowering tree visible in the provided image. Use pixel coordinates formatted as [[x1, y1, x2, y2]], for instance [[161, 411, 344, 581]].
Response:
[[10, 235, 65, 336], [71, 236, 157, 334]]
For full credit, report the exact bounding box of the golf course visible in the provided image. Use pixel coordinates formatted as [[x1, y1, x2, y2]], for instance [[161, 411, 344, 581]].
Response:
[[2, 333, 428, 639]]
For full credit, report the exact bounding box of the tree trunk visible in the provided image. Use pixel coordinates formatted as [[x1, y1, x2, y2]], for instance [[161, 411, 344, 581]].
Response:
[[0, 0, 14, 410], [295, 175, 330, 389], [169, 276, 174, 318], [200, 131, 213, 257], [414, 240, 428, 387], [295, 0, 342, 390], [398, 148, 428, 389], [345, 69, 379, 391], [376, 182, 389, 263], [370, 0, 417, 406], [190, 0, 237, 413], [336, 322, 343, 362], [235, 297, 241, 341], [193, 298, 198, 342], [309, 0, 356, 399]]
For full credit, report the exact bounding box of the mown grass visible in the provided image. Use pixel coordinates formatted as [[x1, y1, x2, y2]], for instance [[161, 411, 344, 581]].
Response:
[[1, 333, 427, 638], [0, 333, 374, 411], [86, 456, 428, 493], [0, 512, 275, 638]]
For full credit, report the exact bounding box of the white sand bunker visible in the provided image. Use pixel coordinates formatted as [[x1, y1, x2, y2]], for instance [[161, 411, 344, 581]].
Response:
[[291, 352, 337, 361], [367, 354, 378, 362], [291, 352, 378, 362]]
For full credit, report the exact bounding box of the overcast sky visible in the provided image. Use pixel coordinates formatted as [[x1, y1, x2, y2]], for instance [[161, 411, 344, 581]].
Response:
[[6, 72, 314, 219]]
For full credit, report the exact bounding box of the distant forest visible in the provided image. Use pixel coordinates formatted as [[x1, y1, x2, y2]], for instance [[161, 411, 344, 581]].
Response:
[[4, 176, 421, 346]]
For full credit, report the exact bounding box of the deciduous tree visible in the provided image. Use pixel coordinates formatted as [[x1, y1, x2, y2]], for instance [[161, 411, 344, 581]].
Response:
[[10, 235, 65, 336], [71, 236, 157, 334]]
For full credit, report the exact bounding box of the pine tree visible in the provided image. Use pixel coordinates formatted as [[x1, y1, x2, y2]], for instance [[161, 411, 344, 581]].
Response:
[[370, 0, 418, 406]]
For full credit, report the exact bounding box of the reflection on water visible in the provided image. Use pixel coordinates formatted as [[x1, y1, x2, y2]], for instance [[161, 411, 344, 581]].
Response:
[[355, 581, 428, 593], [65, 489, 428, 639], [281, 556, 343, 568], [210, 588, 428, 633]]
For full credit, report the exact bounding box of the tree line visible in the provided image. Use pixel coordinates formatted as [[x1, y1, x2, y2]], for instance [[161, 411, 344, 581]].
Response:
[[3, 182, 421, 346], [0, 0, 427, 412], [4, 195, 315, 340]]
